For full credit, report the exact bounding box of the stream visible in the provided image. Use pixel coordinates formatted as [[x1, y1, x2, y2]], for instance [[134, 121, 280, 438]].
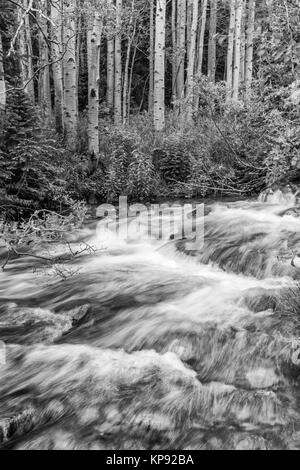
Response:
[[1, 191, 300, 450]]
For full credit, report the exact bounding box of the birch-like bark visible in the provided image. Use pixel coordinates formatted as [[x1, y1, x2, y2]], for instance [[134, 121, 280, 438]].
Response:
[[18, 0, 35, 101], [154, 0, 166, 131], [63, 0, 78, 149], [106, 0, 114, 112], [186, 0, 193, 59], [177, 0, 186, 100], [171, 0, 177, 105], [245, 0, 256, 95], [233, 0, 243, 101], [39, 0, 52, 114], [87, 12, 103, 155], [51, 0, 64, 133], [239, 0, 246, 91], [0, 32, 6, 112], [197, 0, 208, 77], [114, 0, 122, 125], [123, 0, 135, 123], [226, 0, 236, 100], [149, 0, 154, 113], [208, 0, 217, 82], [186, 0, 199, 115]]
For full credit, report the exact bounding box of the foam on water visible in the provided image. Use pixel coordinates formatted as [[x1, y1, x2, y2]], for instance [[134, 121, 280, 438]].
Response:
[[1, 189, 300, 449]]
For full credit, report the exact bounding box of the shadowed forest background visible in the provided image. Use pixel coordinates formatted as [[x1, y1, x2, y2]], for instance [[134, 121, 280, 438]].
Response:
[[0, 0, 299, 219]]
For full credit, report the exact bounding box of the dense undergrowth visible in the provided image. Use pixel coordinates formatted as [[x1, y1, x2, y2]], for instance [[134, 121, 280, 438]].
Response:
[[1, 78, 300, 224]]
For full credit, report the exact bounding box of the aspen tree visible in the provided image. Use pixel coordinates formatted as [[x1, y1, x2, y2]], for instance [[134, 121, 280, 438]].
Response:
[[107, 0, 114, 113], [177, 0, 186, 100], [0, 32, 6, 112], [149, 0, 154, 113], [18, 0, 35, 101], [197, 0, 208, 77], [62, 0, 78, 149], [194, 0, 208, 110], [87, 9, 103, 155], [208, 0, 217, 82], [39, 0, 52, 114], [226, 0, 236, 100], [153, 0, 166, 131], [233, 0, 243, 100], [51, 0, 64, 132], [186, 0, 193, 59], [171, 0, 177, 105], [186, 0, 199, 116], [245, 0, 256, 95], [239, 0, 246, 91], [114, 0, 122, 125], [123, 0, 136, 123]]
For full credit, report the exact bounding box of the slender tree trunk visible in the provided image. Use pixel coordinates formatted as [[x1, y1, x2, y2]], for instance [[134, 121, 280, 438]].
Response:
[[149, 0, 154, 113], [208, 0, 217, 82], [239, 0, 246, 92], [177, 0, 186, 100], [233, 0, 243, 101], [128, 40, 137, 120], [0, 32, 6, 112], [197, 0, 208, 77], [154, 0, 166, 131], [63, 0, 78, 149], [39, 0, 52, 115], [194, 0, 208, 109], [123, 0, 135, 124], [114, 0, 122, 125], [186, 0, 199, 116], [106, 0, 114, 112], [18, 0, 35, 101], [245, 0, 256, 95], [226, 0, 236, 100], [87, 12, 102, 156], [171, 0, 177, 105], [186, 0, 193, 59], [51, 0, 64, 133]]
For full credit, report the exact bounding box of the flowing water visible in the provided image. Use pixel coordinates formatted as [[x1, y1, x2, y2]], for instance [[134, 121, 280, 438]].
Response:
[[1, 190, 300, 450]]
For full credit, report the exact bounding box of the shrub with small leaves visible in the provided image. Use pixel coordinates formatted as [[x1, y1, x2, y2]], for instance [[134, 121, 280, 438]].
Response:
[[127, 150, 156, 200]]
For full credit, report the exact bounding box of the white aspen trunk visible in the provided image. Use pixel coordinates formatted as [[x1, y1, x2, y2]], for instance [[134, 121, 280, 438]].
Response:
[[107, 0, 114, 112], [194, 0, 208, 110], [177, 0, 186, 100], [39, 0, 52, 115], [149, 0, 154, 113], [245, 0, 256, 95], [197, 0, 208, 77], [186, 0, 193, 59], [171, 0, 177, 105], [18, 0, 35, 101], [87, 12, 103, 156], [239, 0, 246, 92], [226, 0, 236, 100], [0, 32, 6, 112], [114, 0, 122, 125], [233, 0, 243, 101], [128, 41, 137, 120], [186, 0, 199, 116], [51, 0, 64, 133], [153, 0, 166, 132], [63, 0, 78, 149], [123, 0, 135, 124], [207, 0, 217, 82]]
